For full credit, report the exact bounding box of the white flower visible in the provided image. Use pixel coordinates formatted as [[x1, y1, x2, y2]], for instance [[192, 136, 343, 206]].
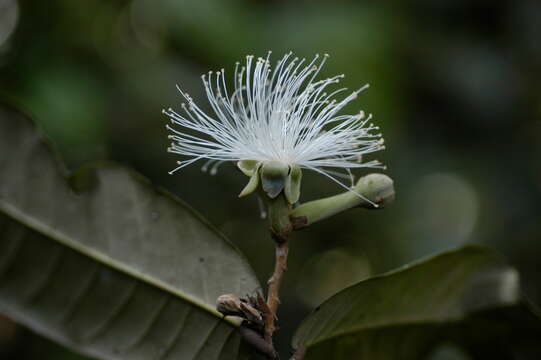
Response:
[[164, 52, 385, 195]]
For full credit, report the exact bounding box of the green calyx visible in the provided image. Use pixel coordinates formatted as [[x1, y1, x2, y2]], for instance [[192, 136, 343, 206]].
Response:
[[284, 165, 302, 204], [261, 161, 289, 199], [238, 161, 261, 198], [237, 160, 259, 177], [237, 160, 302, 204]]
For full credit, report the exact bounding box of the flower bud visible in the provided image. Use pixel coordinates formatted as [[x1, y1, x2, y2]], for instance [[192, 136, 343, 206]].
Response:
[[216, 294, 242, 317], [216, 293, 264, 326]]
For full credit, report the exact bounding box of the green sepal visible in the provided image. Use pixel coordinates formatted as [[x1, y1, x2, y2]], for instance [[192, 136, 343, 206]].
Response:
[[237, 160, 260, 177], [261, 161, 289, 199], [238, 163, 261, 198], [284, 165, 302, 204]]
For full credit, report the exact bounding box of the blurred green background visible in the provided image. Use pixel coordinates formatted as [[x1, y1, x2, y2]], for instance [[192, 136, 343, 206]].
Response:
[[1, 0, 540, 359]]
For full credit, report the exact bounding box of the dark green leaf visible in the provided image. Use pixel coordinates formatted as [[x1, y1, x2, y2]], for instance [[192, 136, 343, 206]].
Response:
[[0, 104, 260, 360], [292, 246, 541, 359]]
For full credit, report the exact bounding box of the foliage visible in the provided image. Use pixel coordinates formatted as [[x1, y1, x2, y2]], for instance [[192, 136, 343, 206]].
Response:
[[0, 104, 259, 359], [294, 246, 541, 359]]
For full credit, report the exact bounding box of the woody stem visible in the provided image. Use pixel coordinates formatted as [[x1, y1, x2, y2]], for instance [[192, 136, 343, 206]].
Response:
[[265, 240, 289, 343], [264, 194, 293, 345]]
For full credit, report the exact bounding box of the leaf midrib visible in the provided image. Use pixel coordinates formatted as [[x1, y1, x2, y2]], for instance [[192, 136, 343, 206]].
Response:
[[300, 305, 516, 348], [0, 198, 238, 326]]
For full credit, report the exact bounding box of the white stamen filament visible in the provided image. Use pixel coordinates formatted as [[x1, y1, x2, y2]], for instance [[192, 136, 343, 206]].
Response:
[[164, 52, 386, 198]]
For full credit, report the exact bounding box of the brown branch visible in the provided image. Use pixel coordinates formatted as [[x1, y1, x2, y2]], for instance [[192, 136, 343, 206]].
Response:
[[239, 322, 278, 359], [264, 239, 290, 344], [259, 192, 293, 358]]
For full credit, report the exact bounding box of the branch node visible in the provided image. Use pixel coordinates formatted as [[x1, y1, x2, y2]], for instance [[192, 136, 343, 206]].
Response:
[[239, 322, 279, 359]]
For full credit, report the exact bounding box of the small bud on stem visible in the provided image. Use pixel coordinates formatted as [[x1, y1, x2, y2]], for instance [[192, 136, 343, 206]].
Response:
[[290, 173, 395, 229]]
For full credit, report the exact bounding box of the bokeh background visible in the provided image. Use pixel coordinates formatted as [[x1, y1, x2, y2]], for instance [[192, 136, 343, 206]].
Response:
[[1, 0, 540, 359]]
